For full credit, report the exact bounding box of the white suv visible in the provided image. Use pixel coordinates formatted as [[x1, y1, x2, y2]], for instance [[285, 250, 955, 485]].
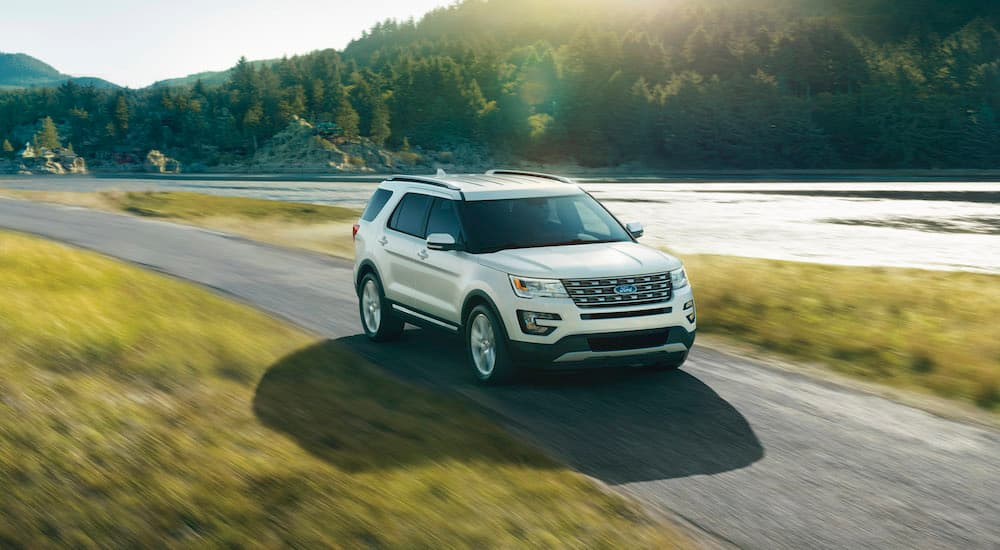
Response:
[[353, 170, 696, 383]]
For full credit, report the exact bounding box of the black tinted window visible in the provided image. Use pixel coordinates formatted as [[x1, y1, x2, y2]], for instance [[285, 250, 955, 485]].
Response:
[[388, 193, 433, 237], [361, 188, 393, 222], [426, 199, 462, 241], [461, 194, 631, 253]]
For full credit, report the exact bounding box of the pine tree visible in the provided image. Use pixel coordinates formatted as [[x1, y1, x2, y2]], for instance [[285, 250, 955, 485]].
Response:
[[34, 117, 61, 150], [334, 89, 360, 139], [114, 95, 130, 136], [2, 138, 13, 158], [308, 79, 325, 119], [369, 97, 391, 145]]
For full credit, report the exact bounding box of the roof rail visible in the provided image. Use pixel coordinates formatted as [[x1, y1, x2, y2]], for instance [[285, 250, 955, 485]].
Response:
[[386, 175, 461, 191], [485, 169, 575, 184]]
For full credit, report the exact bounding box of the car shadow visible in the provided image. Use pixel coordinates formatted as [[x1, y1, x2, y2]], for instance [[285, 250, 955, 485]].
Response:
[[251, 339, 559, 472], [337, 328, 764, 484]]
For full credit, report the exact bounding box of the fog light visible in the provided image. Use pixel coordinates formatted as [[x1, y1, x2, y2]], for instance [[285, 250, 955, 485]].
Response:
[[686, 312, 696, 323], [517, 310, 561, 335], [684, 300, 694, 310]]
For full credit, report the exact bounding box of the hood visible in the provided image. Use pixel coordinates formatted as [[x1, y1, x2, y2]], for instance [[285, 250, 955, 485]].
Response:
[[477, 242, 682, 279]]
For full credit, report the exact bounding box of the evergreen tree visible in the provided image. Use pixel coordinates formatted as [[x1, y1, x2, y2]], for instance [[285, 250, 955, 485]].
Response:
[[2, 138, 13, 158], [369, 96, 391, 145], [34, 116, 61, 150], [334, 88, 360, 138], [308, 79, 325, 119], [113, 94, 129, 136]]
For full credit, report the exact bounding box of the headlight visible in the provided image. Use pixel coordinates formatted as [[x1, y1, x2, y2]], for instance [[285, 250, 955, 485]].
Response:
[[670, 267, 689, 289], [509, 275, 569, 299]]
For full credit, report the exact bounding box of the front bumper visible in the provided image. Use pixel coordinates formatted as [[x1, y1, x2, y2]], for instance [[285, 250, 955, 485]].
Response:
[[498, 285, 697, 368], [508, 326, 695, 369]]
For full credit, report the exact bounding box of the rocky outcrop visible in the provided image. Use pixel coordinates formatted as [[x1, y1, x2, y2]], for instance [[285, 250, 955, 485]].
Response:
[[0, 147, 87, 175], [249, 118, 384, 173], [145, 150, 182, 173], [247, 117, 492, 174]]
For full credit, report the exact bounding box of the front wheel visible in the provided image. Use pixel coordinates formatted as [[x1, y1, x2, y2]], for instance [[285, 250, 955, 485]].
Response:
[[465, 305, 518, 384], [358, 273, 404, 342]]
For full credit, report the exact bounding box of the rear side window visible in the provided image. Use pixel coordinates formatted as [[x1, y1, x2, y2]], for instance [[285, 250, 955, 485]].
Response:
[[388, 193, 434, 237], [360, 188, 393, 222], [425, 199, 463, 242]]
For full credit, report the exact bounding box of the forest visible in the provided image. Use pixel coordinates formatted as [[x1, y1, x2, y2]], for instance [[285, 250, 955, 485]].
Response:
[[1, 0, 997, 169]]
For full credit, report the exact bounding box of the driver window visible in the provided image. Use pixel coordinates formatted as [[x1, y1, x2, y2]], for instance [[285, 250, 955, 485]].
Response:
[[573, 199, 613, 238], [426, 199, 463, 242]]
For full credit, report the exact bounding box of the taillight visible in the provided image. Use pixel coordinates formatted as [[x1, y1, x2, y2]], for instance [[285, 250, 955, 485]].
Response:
[[352, 223, 360, 241]]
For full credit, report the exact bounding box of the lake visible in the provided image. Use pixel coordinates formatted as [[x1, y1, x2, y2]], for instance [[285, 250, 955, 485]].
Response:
[[2, 175, 998, 274]]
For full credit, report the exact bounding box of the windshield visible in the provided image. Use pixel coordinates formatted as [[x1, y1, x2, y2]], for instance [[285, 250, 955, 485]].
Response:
[[460, 194, 633, 253]]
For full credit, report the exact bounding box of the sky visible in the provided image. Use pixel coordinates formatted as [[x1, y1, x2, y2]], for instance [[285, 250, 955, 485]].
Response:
[[0, 0, 455, 88]]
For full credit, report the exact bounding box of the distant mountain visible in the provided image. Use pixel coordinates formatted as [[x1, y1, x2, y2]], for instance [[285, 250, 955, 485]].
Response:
[[150, 59, 280, 89], [0, 52, 61, 85], [0, 52, 119, 89], [150, 69, 232, 89]]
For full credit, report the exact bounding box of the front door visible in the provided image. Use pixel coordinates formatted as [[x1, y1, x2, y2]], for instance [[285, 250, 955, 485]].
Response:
[[413, 198, 466, 324]]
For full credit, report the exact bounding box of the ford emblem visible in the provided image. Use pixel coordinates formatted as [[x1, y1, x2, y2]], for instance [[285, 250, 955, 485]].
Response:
[[613, 284, 638, 295]]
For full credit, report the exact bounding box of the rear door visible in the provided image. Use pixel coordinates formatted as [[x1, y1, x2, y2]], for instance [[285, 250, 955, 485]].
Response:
[[357, 187, 395, 266], [383, 192, 434, 308]]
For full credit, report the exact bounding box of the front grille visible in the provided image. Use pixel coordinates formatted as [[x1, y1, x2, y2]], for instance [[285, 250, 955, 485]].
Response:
[[562, 272, 672, 309], [588, 329, 670, 352]]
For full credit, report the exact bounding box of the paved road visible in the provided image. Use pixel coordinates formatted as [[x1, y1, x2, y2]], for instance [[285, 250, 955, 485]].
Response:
[[2, 197, 998, 549]]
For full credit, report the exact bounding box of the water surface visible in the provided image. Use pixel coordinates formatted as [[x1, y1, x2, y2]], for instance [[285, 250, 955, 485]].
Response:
[[2, 176, 997, 274]]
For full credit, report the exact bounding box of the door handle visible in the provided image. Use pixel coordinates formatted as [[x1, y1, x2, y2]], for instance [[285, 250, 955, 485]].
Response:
[[378, 236, 388, 246], [417, 249, 429, 260]]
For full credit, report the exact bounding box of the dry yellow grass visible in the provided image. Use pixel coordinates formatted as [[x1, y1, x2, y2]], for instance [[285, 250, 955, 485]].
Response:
[[198, 216, 357, 257], [0, 230, 689, 548], [0, 190, 359, 258], [684, 255, 1000, 410]]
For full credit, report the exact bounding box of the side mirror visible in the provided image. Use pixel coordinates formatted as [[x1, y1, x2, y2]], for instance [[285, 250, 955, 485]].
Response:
[[625, 221, 644, 239], [426, 233, 461, 251]]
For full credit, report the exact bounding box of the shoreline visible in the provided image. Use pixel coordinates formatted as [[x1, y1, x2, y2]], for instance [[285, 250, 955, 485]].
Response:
[[4, 168, 1000, 183], [3, 187, 998, 276]]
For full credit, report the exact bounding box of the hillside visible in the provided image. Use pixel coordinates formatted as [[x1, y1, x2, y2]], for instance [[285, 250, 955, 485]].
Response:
[[149, 69, 232, 89], [0, 52, 118, 89], [150, 58, 280, 89], [1, 0, 997, 171], [0, 52, 62, 87]]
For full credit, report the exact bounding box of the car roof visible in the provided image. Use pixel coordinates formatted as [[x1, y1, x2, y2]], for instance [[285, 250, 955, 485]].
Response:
[[381, 170, 584, 201]]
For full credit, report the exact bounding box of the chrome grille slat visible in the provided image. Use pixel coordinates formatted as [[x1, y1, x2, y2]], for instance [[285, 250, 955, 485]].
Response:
[[562, 272, 673, 309]]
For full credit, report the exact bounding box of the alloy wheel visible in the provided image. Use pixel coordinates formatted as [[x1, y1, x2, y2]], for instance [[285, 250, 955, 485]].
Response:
[[469, 313, 496, 377], [362, 279, 381, 333]]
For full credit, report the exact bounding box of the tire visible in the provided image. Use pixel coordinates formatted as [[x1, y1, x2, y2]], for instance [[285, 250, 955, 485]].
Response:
[[465, 304, 518, 384], [646, 351, 688, 372], [358, 272, 404, 342]]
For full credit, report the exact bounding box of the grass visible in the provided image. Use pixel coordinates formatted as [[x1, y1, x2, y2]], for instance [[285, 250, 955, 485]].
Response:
[[0, 190, 361, 258], [0, 230, 687, 548], [684, 255, 1000, 411], [4, 188, 996, 411]]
